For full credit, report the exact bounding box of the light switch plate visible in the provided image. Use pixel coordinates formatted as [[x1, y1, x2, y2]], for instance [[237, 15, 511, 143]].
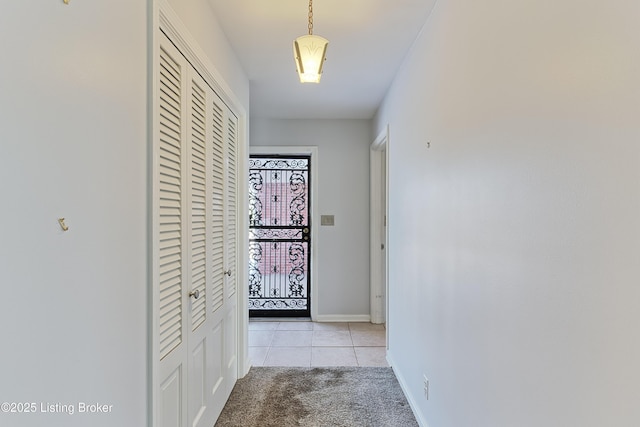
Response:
[[320, 215, 335, 226]]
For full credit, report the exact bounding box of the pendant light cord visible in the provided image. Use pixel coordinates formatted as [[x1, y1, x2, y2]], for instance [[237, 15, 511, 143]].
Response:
[[308, 0, 314, 35]]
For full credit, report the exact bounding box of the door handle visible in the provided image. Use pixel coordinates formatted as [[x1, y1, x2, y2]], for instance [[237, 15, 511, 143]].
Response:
[[224, 269, 232, 277], [189, 289, 200, 299]]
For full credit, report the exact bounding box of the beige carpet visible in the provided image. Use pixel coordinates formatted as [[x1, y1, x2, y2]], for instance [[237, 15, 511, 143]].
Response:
[[214, 367, 419, 427]]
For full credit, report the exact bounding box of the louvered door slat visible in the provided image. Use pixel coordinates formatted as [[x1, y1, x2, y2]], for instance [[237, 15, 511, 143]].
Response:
[[160, 143, 181, 161], [160, 196, 181, 207], [158, 45, 183, 361], [159, 274, 181, 297], [159, 250, 181, 268], [159, 176, 181, 190], [159, 298, 182, 319], [159, 91, 181, 122], [159, 124, 181, 146], [159, 208, 180, 220]]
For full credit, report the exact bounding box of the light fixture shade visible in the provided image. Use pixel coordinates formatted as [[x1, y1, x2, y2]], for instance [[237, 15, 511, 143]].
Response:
[[293, 34, 328, 83]]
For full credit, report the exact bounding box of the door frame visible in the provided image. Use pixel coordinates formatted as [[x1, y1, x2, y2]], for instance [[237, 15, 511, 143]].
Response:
[[151, 2, 250, 426], [250, 146, 319, 320], [370, 126, 389, 329]]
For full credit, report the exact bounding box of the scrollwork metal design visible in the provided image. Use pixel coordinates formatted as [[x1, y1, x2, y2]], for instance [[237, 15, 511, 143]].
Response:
[[249, 228, 302, 240], [289, 171, 307, 225], [249, 156, 310, 314], [248, 242, 263, 297], [249, 158, 308, 171], [248, 171, 264, 226], [288, 243, 306, 297]]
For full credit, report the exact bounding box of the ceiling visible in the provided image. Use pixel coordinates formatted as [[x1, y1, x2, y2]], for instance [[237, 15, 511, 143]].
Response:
[[207, 0, 437, 119]]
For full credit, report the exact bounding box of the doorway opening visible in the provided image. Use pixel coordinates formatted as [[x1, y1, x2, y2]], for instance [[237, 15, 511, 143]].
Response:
[[370, 126, 389, 345], [248, 155, 312, 318]]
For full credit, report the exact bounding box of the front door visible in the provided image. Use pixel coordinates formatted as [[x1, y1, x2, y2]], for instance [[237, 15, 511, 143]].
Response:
[[248, 155, 311, 317]]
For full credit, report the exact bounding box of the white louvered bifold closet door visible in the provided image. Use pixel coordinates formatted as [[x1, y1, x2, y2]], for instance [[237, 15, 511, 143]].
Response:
[[196, 83, 238, 424], [158, 39, 184, 363], [221, 101, 238, 403], [185, 70, 211, 427], [155, 31, 239, 427], [189, 76, 207, 332]]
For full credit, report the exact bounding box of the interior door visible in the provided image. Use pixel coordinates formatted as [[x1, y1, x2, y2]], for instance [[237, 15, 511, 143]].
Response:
[[156, 36, 188, 427], [223, 101, 238, 401], [185, 67, 212, 427]]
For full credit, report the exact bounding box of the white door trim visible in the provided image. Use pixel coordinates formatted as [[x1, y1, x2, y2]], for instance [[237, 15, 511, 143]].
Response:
[[370, 126, 389, 326], [249, 146, 319, 321]]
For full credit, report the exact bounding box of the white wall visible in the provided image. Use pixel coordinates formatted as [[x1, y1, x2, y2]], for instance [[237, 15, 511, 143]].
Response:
[[166, 0, 250, 109], [251, 118, 372, 319], [375, 1, 640, 426], [0, 1, 251, 426], [0, 1, 147, 426]]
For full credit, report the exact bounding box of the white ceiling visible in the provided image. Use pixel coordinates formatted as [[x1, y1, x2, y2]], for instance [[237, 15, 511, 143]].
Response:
[[207, 0, 437, 119]]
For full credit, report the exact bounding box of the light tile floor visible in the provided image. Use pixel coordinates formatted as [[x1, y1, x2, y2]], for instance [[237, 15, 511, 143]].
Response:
[[249, 321, 388, 367]]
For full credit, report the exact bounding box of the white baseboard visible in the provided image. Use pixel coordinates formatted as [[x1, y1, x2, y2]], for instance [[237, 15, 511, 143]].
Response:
[[313, 314, 371, 323], [387, 351, 428, 427]]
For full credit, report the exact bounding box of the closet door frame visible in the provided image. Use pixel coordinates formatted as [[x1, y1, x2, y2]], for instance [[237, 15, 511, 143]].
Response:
[[150, 1, 249, 426]]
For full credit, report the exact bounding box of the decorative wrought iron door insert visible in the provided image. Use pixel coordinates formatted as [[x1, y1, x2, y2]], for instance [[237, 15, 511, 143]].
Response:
[[248, 155, 311, 317]]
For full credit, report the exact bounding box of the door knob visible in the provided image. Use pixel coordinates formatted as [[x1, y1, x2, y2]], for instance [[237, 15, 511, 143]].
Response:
[[189, 289, 200, 299], [224, 269, 232, 276]]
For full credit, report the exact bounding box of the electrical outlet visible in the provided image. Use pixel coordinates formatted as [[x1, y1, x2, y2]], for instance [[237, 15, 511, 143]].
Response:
[[423, 375, 429, 400]]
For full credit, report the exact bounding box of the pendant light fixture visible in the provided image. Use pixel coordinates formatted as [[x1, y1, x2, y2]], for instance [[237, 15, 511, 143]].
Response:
[[293, 0, 328, 83]]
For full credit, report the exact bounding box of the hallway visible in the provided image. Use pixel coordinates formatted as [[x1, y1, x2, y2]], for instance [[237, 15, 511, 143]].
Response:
[[249, 321, 388, 367]]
